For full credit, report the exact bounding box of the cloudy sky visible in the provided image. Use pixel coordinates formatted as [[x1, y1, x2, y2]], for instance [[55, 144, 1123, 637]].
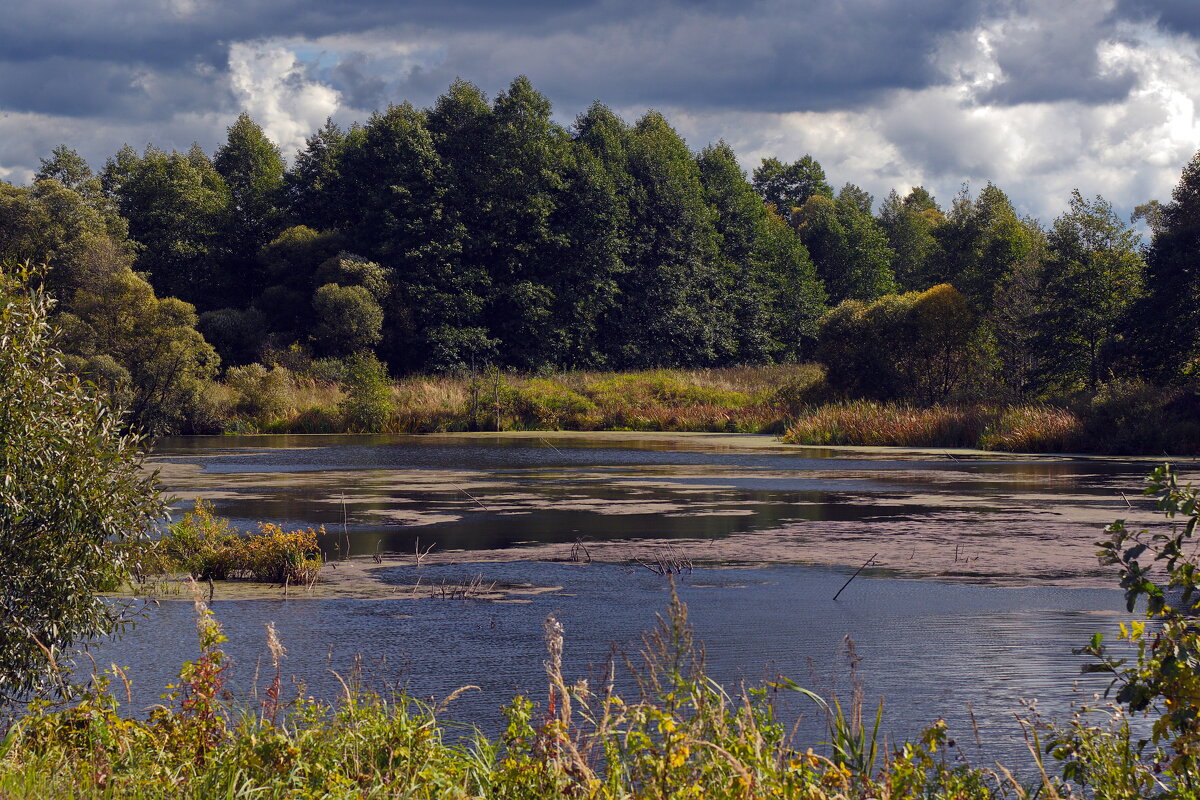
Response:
[[2, 0, 1197, 223]]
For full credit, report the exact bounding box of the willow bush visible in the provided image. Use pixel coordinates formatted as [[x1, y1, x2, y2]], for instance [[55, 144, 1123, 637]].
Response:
[[0, 262, 166, 704]]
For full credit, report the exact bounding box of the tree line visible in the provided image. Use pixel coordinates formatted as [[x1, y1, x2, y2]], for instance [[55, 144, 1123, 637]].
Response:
[[2, 75, 1198, 433]]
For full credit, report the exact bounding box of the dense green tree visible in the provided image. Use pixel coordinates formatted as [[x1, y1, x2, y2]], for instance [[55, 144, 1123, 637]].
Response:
[[932, 184, 1033, 311], [568, 102, 637, 368], [794, 193, 896, 302], [284, 119, 358, 232], [343, 98, 490, 371], [1134, 150, 1200, 382], [212, 113, 286, 297], [610, 111, 728, 367], [698, 141, 773, 362], [311, 283, 384, 357], [699, 141, 825, 362], [475, 77, 572, 370], [102, 144, 230, 306], [0, 263, 166, 703], [1034, 191, 1144, 394], [879, 187, 944, 291], [752, 155, 832, 216], [837, 183, 873, 215], [754, 209, 827, 360], [550, 137, 627, 368]]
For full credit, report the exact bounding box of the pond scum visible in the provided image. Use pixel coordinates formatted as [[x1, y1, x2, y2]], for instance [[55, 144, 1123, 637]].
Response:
[[4, 465, 1200, 798]]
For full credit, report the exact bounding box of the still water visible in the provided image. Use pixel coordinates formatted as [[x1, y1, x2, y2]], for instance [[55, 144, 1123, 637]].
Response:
[[96, 433, 1165, 768]]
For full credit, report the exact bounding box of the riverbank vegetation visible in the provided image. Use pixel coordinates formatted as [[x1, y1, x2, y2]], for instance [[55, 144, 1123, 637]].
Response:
[[3, 76, 1200, 453], [10, 260, 1200, 796], [144, 500, 324, 586]]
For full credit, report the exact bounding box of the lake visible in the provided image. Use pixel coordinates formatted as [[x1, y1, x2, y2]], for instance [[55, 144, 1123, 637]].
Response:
[[96, 432, 1167, 768]]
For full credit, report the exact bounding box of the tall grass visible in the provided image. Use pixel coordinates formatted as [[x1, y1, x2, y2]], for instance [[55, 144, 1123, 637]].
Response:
[[200, 362, 1199, 455], [210, 363, 828, 436], [783, 402, 1084, 453]]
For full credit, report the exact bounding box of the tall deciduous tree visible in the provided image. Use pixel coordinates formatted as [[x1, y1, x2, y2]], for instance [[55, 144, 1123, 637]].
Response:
[[102, 143, 230, 307], [793, 193, 895, 303], [879, 187, 944, 291], [932, 183, 1032, 311], [1134, 150, 1200, 382], [611, 111, 727, 367], [752, 155, 832, 217], [1035, 191, 1144, 393], [213, 113, 286, 298]]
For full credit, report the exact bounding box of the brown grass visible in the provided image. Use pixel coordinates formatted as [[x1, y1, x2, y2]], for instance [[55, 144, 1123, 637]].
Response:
[[783, 401, 1084, 453]]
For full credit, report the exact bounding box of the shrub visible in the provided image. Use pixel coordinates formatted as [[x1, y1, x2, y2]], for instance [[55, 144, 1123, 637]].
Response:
[[1075, 379, 1200, 455], [311, 283, 383, 358], [225, 363, 295, 421], [817, 284, 974, 402], [1073, 465, 1200, 788], [338, 354, 393, 432], [157, 500, 323, 585], [507, 378, 596, 428], [0, 263, 166, 703]]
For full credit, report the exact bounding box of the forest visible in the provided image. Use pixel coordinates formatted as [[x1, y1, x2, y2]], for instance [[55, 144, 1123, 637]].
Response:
[[1, 75, 1198, 448]]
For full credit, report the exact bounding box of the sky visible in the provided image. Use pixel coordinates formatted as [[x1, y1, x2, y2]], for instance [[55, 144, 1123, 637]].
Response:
[[2, 0, 1198, 224]]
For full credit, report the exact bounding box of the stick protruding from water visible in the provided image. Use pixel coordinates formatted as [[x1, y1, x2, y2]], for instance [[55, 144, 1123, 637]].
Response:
[[833, 553, 878, 601]]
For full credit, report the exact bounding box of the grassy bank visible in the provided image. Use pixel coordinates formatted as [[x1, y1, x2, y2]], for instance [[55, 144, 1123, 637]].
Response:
[[201, 363, 826, 436], [198, 362, 1200, 455]]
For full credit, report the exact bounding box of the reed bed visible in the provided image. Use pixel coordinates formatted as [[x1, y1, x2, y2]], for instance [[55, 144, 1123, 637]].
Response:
[[782, 401, 1086, 453]]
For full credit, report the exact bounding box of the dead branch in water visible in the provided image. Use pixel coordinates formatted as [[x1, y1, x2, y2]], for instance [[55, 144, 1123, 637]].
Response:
[[833, 553, 878, 601], [637, 545, 692, 576]]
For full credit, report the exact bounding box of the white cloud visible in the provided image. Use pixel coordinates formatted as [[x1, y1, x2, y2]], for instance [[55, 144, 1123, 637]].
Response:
[[662, 13, 1200, 224], [227, 40, 342, 158]]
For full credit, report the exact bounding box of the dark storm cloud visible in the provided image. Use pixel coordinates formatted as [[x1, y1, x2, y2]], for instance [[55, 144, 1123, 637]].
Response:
[[978, 7, 1140, 106], [1, 0, 997, 120], [1116, 0, 1200, 37], [376, 0, 991, 114]]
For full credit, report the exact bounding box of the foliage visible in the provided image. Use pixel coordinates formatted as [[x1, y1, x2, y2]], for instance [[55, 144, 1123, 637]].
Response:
[[1134, 148, 1200, 382], [0, 263, 166, 704], [155, 500, 323, 585], [338, 353, 393, 432], [818, 284, 974, 402], [1034, 191, 1144, 394], [224, 364, 296, 421], [1074, 464, 1200, 789], [794, 193, 896, 303], [311, 283, 384, 357], [9, 89, 1200, 434]]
